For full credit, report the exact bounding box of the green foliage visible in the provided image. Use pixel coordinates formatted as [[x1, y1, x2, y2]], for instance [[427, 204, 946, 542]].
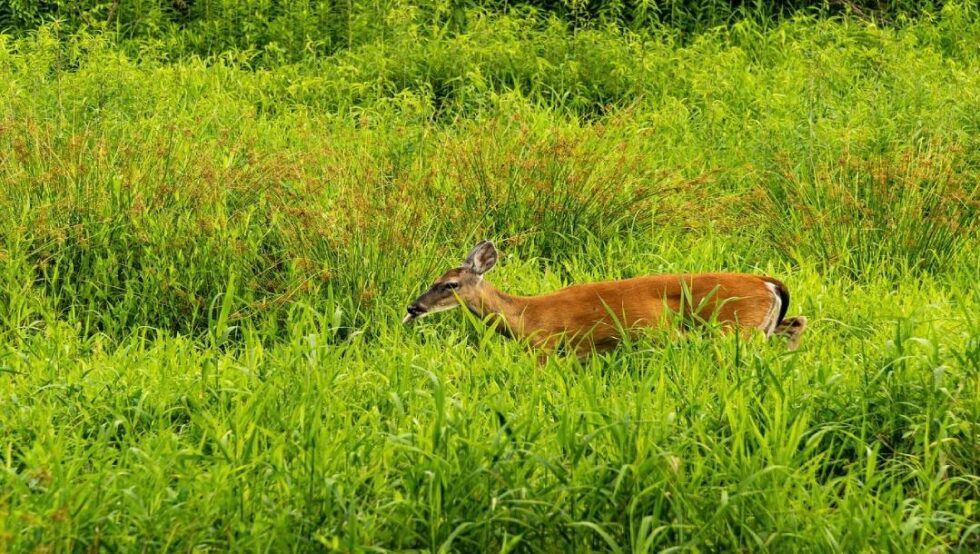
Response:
[[1, 1, 972, 63], [760, 145, 977, 277], [1, 5, 979, 552], [489, 0, 954, 28]]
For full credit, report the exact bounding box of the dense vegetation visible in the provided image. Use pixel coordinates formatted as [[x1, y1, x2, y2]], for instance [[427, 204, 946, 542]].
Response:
[[1, 1, 978, 551], [0, 1, 962, 62]]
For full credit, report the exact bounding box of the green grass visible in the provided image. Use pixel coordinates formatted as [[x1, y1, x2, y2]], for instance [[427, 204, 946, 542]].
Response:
[[1, 6, 979, 552]]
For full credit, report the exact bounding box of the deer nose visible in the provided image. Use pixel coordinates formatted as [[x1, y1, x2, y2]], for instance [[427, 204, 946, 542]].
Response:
[[403, 303, 425, 324]]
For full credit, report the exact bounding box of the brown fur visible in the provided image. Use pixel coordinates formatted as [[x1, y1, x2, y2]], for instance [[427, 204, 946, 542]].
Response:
[[467, 273, 784, 355]]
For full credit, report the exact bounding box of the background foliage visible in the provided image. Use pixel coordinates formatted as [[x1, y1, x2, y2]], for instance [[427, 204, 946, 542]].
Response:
[[0, 1, 962, 61]]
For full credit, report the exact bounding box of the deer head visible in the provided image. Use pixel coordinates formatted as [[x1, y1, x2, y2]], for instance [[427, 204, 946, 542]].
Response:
[[403, 240, 498, 323]]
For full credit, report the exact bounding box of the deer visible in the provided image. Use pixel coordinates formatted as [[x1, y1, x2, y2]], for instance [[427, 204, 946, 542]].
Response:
[[403, 241, 807, 359]]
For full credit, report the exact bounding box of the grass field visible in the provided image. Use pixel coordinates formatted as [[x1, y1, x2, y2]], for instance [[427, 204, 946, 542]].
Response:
[[1, 3, 979, 551]]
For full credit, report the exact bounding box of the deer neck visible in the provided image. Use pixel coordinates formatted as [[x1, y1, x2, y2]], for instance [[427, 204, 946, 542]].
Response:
[[467, 281, 531, 338]]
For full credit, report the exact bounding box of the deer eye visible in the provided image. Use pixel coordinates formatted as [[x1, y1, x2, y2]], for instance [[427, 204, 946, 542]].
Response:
[[444, 282, 460, 290]]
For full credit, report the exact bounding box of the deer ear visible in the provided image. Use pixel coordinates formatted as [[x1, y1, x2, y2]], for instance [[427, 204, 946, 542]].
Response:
[[463, 240, 498, 274]]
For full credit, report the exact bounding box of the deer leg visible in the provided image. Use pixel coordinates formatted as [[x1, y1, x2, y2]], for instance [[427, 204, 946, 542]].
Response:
[[773, 316, 807, 351]]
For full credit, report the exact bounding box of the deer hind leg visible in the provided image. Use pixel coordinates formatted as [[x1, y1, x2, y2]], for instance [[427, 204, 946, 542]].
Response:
[[773, 316, 807, 351], [759, 280, 807, 351]]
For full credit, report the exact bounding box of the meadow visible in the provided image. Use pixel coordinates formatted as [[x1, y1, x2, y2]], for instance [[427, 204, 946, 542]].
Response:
[[1, 1, 979, 551]]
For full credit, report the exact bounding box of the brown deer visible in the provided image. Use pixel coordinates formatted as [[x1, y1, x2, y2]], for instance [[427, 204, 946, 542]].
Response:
[[403, 241, 807, 358]]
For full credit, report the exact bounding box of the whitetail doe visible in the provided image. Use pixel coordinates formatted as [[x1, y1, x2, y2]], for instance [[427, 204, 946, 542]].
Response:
[[403, 241, 807, 357]]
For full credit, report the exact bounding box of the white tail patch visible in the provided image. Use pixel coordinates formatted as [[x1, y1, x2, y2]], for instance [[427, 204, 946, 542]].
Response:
[[762, 281, 782, 337]]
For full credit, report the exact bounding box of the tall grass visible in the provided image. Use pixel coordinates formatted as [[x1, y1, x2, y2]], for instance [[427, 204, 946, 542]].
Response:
[[1, 2, 966, 55], [1, 6, 979, 552], [760, 143, 977, 277]]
